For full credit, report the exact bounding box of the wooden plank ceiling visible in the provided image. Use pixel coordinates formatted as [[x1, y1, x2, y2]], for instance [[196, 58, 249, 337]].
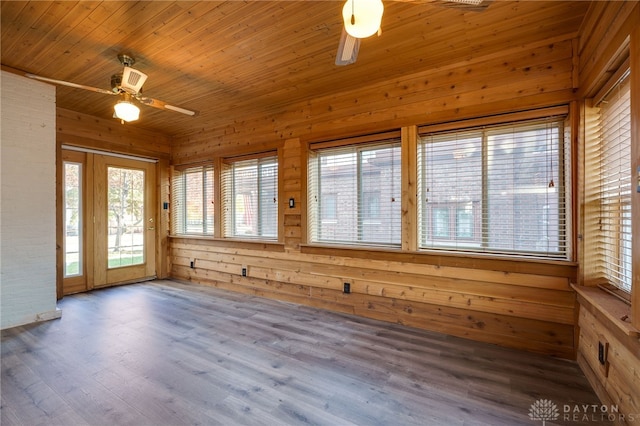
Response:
[[1, 1, 589, 137]]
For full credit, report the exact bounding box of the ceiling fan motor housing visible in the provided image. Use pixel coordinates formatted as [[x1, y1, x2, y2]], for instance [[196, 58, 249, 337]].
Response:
[[117, 53, 135, 67], [111, 74, 123, 93]]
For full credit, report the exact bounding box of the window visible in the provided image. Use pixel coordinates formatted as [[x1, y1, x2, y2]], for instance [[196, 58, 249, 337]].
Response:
[[308, 140, 401, 246], [418, 118, 569, 258], [321, 193, 338, 220], [63, 161, 82, 277], [107, 166, 146, 268], [171, 165, 214, 235], [432, 207, 451, 238], [589, 70, 632, 295], [222, 156, 278, 239]]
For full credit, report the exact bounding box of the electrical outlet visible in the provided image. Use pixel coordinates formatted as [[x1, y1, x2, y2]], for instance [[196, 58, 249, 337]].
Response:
[[190, 260, 195, 269], [597, 337, 610, 377], [343, 282, 351, 294], [598, 341, 608, 365], [241, 267, 247, 277]]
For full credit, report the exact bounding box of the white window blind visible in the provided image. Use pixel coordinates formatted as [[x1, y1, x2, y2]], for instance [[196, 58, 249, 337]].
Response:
[[308, 140, 401, 246], [418, 118, 569, 258], [222, 156, 278, 239], [593, 71, 632, 294], [171, 165, 214, 235]]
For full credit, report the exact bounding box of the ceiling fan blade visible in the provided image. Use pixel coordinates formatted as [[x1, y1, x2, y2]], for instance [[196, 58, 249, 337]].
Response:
[[392, 0, 490, 11], [430, 0, 490, 11], [136, 96, 198, 117], [25, 73, 116, 95], [335, 27, 360, 66]]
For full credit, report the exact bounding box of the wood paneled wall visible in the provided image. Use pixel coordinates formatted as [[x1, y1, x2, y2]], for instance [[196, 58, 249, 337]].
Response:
[[575, 2, 640, 423], [57, 108, 172, 161], [172, 37, 578, 163], [577, 288, 640, 424], [170, 33, 582, 358]]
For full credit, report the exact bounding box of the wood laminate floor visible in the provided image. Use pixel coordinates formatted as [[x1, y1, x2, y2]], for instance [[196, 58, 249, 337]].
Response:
[[1, 280, 608, 426]]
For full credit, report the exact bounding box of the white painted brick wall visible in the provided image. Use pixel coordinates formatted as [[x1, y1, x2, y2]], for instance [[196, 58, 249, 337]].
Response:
[[1, 70, 60, 329]]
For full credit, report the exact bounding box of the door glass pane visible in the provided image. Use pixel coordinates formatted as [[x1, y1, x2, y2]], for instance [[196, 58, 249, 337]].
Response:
[[64, 162, 82, 277], [107, 167, 145, 269]]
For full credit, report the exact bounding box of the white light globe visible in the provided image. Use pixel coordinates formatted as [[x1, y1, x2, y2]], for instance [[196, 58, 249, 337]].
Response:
[[114, 101, 140, 122], [342, 0, 384, 39]]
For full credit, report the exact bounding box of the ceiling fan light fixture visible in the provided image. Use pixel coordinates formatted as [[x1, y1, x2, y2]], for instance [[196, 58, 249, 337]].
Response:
[[114, 94, 140, 122], [342, 0, 384, 39]]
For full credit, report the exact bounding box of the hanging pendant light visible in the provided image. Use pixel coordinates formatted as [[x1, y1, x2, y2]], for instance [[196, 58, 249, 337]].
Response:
[[114, 92, 140, 122], [342, 0, 384, 39]]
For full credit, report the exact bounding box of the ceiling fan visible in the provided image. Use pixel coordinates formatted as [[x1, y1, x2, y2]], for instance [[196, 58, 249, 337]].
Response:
[[336, 0, 491, 66], [26, 54, 198, 123]]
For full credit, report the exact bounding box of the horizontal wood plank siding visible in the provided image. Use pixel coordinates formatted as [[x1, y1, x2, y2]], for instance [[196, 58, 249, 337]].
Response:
[[57, 108, 172, 160], [577, 1, 638, 98], [577, 302, 640, 421], [171, 39, 577, 163]]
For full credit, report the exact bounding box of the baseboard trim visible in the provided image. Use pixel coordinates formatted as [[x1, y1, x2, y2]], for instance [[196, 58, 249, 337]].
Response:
[[37, 307, 62, 322], [1, 307, 62, 330]]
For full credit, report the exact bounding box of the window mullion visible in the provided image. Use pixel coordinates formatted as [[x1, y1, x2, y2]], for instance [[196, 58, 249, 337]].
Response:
[[257, 160, 263, 236], [357, 149, 363, 242], [316, 156, 322, 241], [201, 172, 207, 234], [481, 129, 489, 249], [181, 175, 187, 234], [231, 165, 237, 236]]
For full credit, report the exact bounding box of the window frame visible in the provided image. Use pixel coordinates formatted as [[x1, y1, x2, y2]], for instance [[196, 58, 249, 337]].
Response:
[[170, 164, 215, 236], [222, 154, 279, 240], [417, 116, 570, 259], [308, 134, 402, 248], [587, 66, 632, 298]]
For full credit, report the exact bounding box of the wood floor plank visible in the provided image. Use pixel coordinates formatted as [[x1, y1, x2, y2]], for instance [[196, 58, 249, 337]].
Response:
[[1, 279, 610, 426]]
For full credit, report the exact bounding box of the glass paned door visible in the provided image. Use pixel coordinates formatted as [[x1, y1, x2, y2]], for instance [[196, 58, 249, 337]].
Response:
[[94, 155, 156, 287]]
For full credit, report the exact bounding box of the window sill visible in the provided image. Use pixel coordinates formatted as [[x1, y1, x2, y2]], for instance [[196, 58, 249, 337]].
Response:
[[572, 284, 639, 337], [301, 244, 578, 276], [301, 242, 401, 252], [169, 235, 285, 252]]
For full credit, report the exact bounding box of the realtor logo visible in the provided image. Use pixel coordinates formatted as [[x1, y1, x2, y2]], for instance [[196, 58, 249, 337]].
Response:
[[529, 399, 560, 425]]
